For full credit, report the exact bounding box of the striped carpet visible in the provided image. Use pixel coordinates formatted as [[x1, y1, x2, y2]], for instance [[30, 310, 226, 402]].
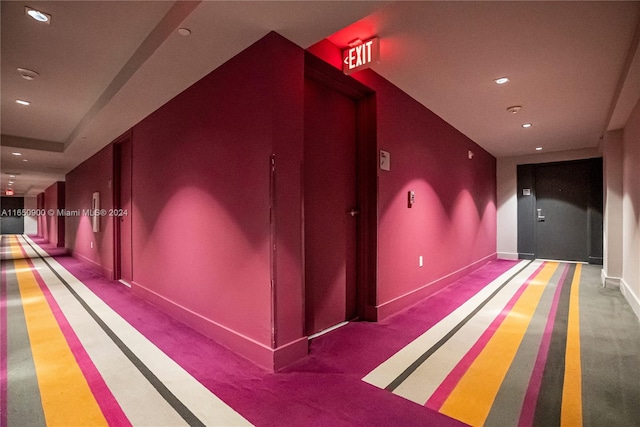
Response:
[[363, 260, 617, 427], [3, 234, 639, 426], [0, 235, 250, 427]]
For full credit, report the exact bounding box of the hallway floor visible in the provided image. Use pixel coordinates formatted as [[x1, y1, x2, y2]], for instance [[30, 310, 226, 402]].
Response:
[[2, 235, 639, 426]]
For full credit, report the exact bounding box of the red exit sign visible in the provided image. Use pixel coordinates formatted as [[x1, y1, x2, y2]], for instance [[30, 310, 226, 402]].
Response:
[[343, 38, 379, 75]]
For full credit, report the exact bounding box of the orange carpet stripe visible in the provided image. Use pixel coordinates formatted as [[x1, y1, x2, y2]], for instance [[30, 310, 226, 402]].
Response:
[[439, 262, 559, 426], [10, 237, 109, 427], [561, 263, 583, 426]]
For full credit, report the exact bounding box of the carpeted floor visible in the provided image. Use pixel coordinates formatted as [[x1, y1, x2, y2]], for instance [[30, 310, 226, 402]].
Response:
[[2, 235, 639, 426], [364, 260, 640, 426]]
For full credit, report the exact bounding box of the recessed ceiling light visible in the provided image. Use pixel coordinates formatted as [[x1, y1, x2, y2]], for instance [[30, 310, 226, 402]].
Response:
[[494, 77, 510, 85], [16, 99, 31, 106], [12, 152, 22, 156], [536, 147, 543, 151], [506, 105, 522, 114], [17, 67, 40, 80], [25, 6, 51, 24], [522, 123, 533, 128], [8, 181, 14, 184], [9, 175, 16, 178], [177, 28, 191, 36], [23, 159, 28, 162]]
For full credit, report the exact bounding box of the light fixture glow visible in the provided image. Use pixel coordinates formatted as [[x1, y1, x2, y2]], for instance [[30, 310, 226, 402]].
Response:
[[536, 147, 543, 151], [16, 99, 31, 106], [11, 152, 22, 156], [522, 123, 533, 128], [9, 175, 16, 178], [17, 68, 40, 80], [494, 77, 510, 85], [26, 7, 51, 23]]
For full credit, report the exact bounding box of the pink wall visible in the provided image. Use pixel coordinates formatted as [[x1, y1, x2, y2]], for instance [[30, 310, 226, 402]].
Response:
[[41, 181, 65, 247], [65, 32, 497, 369], [66, 144, 114, 279], [308, 40, 497, 317], [130, 32, 305, 369]]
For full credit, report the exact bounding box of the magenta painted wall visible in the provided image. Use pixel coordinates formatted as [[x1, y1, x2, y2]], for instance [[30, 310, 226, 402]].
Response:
[[130, 32, 305, 368], [41, 181, 65, 247], [66, 144, 115, 279], [308, 40, 497, 317], [65, 32, 497, 369]]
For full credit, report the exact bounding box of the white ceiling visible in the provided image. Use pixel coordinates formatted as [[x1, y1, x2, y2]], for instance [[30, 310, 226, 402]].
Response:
[[2, 1, 639, 197]]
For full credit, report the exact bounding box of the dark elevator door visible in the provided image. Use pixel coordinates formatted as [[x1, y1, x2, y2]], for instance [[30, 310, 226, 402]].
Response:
[[534, 159, 602, 263], [304, 77, 358, 336]]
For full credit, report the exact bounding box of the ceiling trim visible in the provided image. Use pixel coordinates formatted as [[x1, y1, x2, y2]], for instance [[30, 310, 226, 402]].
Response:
[[63, 0, 202, 150], [1, 134, 64, 152]]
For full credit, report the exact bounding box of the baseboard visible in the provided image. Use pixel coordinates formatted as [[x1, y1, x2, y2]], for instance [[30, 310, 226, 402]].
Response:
[[132, 281, 307, 371], [601, 269, 621, 289], [71, 251, 113, 280], [620, 279, 640, 322], [376, 253, 497, 320], [273, 337, 308, 371], [498, 252, 519, 260]]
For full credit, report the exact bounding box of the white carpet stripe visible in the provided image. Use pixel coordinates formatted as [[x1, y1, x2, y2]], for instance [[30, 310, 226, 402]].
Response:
[[362, 260, 537, 391], [22, 236, 252, 427], [20, 244, 187, 426], [393, 261, 542, 404]]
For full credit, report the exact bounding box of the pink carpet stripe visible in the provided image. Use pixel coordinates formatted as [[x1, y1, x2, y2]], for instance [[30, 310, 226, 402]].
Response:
[[517, 263, 570, 427], [426, 262, 546, 411], [16, 242, 132, 427], [1, 243, 8, 427]]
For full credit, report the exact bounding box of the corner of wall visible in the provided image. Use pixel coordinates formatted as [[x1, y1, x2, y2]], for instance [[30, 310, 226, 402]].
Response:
[[498, 252, 519, 260], [601, 268, 621, 288]]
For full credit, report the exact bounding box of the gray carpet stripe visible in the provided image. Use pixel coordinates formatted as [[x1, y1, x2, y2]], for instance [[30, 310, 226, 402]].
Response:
[[532, 263, 575, 426], [579, 264, 640, 427], [384, 259, 534, 392], [19, 236, 207, 427], [3, 248, 46, 427], [484, 263, 567, 427]]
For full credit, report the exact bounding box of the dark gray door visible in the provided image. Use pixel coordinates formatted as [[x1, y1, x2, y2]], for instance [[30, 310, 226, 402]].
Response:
[[1, 197, 24, 234], [533, 159, 602, 263]]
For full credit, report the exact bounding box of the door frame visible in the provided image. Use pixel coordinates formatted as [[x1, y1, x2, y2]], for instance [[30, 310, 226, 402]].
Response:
[[112, 131, 132, 282], [516, 157, 603, 264], [303, 52, 378, 324]]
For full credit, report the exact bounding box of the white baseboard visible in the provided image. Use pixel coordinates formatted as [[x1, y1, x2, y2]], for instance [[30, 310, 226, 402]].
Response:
[[601, 269, 621, 289], [497, 252, 519, 260], [620, 278, 640, 322]]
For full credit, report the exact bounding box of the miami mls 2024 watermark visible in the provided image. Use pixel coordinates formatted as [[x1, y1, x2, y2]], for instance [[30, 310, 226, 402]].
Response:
[[0, 208, 128, 217]]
